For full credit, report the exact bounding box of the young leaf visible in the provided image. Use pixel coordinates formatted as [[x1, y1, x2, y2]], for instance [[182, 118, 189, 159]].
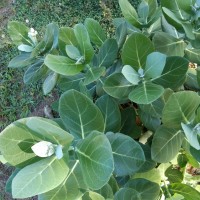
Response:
[[122, 65, 140, 85], [7, 21, 32, 46], [129, 81, 164, 104], [59, 89, 104, 139], [43, 72, 58, 95], [106, 132, 145, 176], [76, 131, 114, 190], [12, 157, 69, 198], [115, 22, 127, 49], [18, 44, 33, 52], [65, 45, 81, 60], [96, 95, 121, 132], [44, 54, 84, 76], [103, 73, 135, 100], [84, 18, 106, 47], [125, 178, 160, 200], [151, 126, 184, 163], [162, 91, 200, 129], [119, 0, 140, 27], [165, 165, 183, 183], [74, 23, 94, 64], [121, 33, 154, 70]]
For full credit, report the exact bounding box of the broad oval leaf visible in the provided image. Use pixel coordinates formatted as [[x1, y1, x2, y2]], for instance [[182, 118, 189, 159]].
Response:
[[74, 23, 94, 64], [7, 21, 32, 46], [84, 18, 106, 47], [129, 81, 164, 104], [44, 54, 84, 76], [153, 56, 189, 89], [162, 91, 200, 129], [185, 48, 200, 64], [122, 65, 140, 85], [43, 72, 58, 95], [114, 188, 140, 200], [125, 178, 160, 200], [169, 183, 200, 200], [82, 191, 105, 200], [12, 157, 69, 198], [76, 131, 114, 190], [151, 126, 184, 163], [59, 89, 104, 139], [65, 45, 81, 60], [96, 39, 118, 68], [96, 95, 121, 132], [121, 33, 154, 70], [106, 132, 145, 176], [103, 73, 135, 100]]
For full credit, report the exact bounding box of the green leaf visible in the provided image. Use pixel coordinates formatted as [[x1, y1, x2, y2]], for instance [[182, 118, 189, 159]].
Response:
[[82, 191, 105, 200], [8, 53, 35, 68], [181, 123, 200, 150], [23, 60, 48, 84], [121, 33, 154, 70], [84, 66, 106, 85], [185, 48, 200, 64], [137, 0, 149, 23], [95, 184, 114, 199], [0, 119, 40, 166], [125, 178, 160, 200], [103, 73, 135, 99], [151, 126, 184, 163], [114, 188, 140, 200], [43, 72, 58, 95], [96, 39, 118, 68], [38, 160, 87, 200], [115, 22, 127, 49], [26, 117, 74, 147], [122, 65, 140, 85], [165, 165, 183, 183], [153, 56, 189, 89], [96, 95, 121, 132], [65, 45, 81, 60], [7, 21, 32, 46], [129, 81, 164, 104], [84, 18, 106, 47], [119, 0, 140, 27], [59, 90, 104, 139], [144, 52, 167, 79], [76, 131, 114, 190], [162, 91, 200, 129], [74, 23, 94, 63], [18, 44, 33, 52], [106, 132, 145, 176], [120, 107, 141, 139], [153, 32, 186, 57], [44, 54, 84, 76], [58, 27, 78, 55], [12, 156, 69, 198], [169, 183, 200, 200]]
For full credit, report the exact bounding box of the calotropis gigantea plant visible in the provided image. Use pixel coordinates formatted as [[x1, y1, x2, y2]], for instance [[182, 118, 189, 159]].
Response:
[[0, 0, 200, 199]]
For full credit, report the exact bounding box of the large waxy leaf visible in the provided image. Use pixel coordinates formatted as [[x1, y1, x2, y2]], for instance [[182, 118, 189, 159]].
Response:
[[8, 53, 35, 68], [152, 56, 189, 89], [76, 131, 114, 190], [82, 191, 105, 200], [125, 178, 160, 200], [44, 54, 84, 76], [74, 23, 94, 63], [151, 126, 184, 163], [106, 132, 145, 176], [185, 48, 200, 64], [153, 32, 186, 57], [39, 160, 87, 200], [84, 18, 106, 47], [103, 73, 135, 99], [169, 183, 200, 200], [0, 119, 40, 166], [96, 39, 118, 68], [23, 60, 48, 84], [43, 72, 58, 95], [12, 157, 69, 198], [181, 123, 200, 150], [58, 27, 78, 55], [122, 65, 140, 85], [95, 183, 114, 199], [7, 21, 32, 46], [162, 91, 200, 129], [144, 52, 167, 79], [96, 95, 121, 132], [129, 81, 164, 104], [121, 33, 154, 70], [59, 90, 104, 139], [119, 0, 140, 27], [114, 188, 140, 200], [26, 117, 73, 147]]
